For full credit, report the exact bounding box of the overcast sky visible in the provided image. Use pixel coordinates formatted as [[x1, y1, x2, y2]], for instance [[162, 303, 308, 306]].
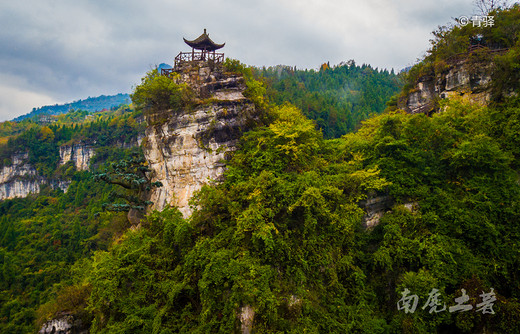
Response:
[[0, 0, 478, 121]]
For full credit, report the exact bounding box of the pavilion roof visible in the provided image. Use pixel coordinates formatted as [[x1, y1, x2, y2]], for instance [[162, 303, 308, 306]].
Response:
[[183, 29, 225, 51]]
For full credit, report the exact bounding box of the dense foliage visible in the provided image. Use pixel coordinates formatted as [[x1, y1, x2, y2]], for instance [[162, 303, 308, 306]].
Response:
[[0, 147, 142, 333], [131, 70, 194, 114], [94, 153, 162, 221], [256, 62, 401, 138], [77, 95, 520, 333], [0, 107, 143, 176], [0, 107, 145, 333]]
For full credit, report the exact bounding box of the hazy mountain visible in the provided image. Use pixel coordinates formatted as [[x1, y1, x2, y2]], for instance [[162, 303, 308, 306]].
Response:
[[14, 93, 131, 121]]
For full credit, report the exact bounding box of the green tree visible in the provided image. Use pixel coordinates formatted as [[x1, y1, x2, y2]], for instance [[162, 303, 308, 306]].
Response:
[[93, 152, 162, 224], [131, 69, 194, 113]]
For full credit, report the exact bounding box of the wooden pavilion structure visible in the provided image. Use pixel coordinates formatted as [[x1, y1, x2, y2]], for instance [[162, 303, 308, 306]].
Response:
[[163, 29, 225, 75]]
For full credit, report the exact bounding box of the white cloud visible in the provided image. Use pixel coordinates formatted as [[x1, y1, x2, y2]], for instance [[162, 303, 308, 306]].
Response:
[[0, 83, 58, 121]]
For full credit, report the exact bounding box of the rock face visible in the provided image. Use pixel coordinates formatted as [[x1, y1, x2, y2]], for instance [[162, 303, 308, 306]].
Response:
[[0, 153, 41, 199], [359, 194, 419, 228], [59, 144, 96, 171], [0, 137, 142, 201], [39, 314, 87, 334], [0, 179, 41, 200], [399, 57, 494, 114], [239, 305, 255, 334], [359, 195, 394, 229], [143, 61, 259, 217], [59, 136, 143, 171], [0, 146, 95, 201]]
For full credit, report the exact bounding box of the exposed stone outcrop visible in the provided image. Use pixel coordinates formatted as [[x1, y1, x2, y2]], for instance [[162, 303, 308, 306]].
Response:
[[0, 153, 37, 183], [115, 134, 144, 149], [0, 135, 143, 201], [0, 153, 41, 199], [0, 179, 41, 200], [359, 195, 394, 229], [0, 152, 76, 200], [39, 314, 87, 334], [59, 144, 96, 171], [239, 305, 255, 334], [399, 56, 494, 114], [144, 60, 260, 217], [59, 135, 143, 171], [359, 194, 419, 228]]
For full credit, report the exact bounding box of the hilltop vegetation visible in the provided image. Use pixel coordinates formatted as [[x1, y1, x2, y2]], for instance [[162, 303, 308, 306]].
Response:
[[257, 62, 401, 138], [402, 4, 520, 102], [77, 97, 520, 333]]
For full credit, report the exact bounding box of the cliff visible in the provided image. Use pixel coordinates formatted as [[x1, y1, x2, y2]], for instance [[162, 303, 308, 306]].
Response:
[[59, 144, 96, 171], [143, 61, 260, 217], [0, 138, 142, 201], [398, 52, 497, 114], [0, 153, 41, 199], [58, 136, 143, 171]]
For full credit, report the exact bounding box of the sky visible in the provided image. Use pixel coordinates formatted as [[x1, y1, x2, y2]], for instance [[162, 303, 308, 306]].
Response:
[[0, 0, 478, 121]]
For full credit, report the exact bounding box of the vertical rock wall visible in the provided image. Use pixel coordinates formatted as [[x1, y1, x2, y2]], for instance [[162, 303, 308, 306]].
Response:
[[0, 153, 41, 199], [143, 61, 260, 217], [59, 144, 96, 171], [399, 57, 494, 114]]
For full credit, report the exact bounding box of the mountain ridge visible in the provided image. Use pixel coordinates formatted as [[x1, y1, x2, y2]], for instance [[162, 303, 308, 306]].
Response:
[[14, 93, 131, 121]]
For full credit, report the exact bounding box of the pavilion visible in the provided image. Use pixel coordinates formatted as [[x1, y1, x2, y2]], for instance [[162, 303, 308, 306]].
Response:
[[164, 29, 225, 74]]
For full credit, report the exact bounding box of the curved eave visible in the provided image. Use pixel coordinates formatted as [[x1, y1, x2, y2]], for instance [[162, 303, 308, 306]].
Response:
[[183, 37, 225, 51]]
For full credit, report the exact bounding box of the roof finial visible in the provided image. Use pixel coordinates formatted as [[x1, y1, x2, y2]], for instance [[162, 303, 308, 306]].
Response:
[[204, 28, 207, 35]]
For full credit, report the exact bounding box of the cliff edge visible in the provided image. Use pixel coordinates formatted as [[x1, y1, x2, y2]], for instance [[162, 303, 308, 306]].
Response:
[[143, 61, 260, 217]]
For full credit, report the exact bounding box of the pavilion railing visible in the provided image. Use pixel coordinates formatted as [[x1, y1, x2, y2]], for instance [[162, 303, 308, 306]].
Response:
[[175, 51, 224, 68]]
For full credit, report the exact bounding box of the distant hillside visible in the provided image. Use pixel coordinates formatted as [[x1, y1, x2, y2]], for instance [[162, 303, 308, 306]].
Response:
[[257, 61, 402, 138], [14, 93, 130, 121]]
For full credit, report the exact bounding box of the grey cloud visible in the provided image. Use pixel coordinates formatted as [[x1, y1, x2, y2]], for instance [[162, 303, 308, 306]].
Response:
[[0, 0, 475, 120]]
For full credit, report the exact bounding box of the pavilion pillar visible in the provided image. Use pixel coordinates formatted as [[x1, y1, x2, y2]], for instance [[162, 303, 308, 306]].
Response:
[[182, 29, 225, 64]]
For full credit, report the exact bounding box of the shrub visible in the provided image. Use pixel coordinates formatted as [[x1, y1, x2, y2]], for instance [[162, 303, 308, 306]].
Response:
[[131, 69, 193, 113]]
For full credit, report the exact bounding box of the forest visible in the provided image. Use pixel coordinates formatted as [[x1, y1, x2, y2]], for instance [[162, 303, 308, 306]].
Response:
[[256, 62, 401, 138], [0, 106, 147, 333], [1, 4, 520, 333]]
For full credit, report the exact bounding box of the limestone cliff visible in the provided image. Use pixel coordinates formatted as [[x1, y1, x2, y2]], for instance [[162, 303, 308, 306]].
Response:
[[0, 152, 72, 200], [399, 54, 495, 114], [59, 136, 143, 171], [143, 61, 260, 217], [0, 138, 142, 201], [39, 314, 87, 334], [0, 153, 41, 199], [59, 144, 96, 171]]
